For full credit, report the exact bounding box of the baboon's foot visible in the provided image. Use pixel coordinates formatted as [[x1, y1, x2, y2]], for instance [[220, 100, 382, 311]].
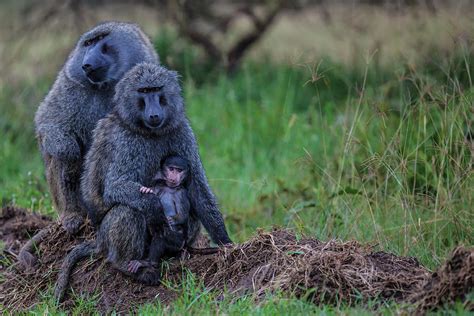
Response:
[[127, 259, 158, 274], [60, 213, 85, 235], [128, 260, 146, 274]]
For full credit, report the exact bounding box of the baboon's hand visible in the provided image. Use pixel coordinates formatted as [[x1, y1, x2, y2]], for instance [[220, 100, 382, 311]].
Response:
[[104, 181, 165, 220], [140, 186, 154, 194]]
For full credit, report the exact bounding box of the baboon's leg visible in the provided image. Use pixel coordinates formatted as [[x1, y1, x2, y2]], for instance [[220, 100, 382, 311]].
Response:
[[45, 154, 86, 235], [99, 206, 163, 285], [147, 234, 166, 262], [100, 205, 146, 262], [134, 266, 162, 285]]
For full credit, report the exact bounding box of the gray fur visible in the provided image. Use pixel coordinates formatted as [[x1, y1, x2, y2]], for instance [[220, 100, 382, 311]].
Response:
[[54, 63, 231, 301], [129, 157, 192, 275], [83, 63, 232, 247], [34, 22, 159, 234]]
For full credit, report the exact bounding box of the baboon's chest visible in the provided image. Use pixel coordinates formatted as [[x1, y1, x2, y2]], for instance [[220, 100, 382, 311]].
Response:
[[126, 137, 172, 184]]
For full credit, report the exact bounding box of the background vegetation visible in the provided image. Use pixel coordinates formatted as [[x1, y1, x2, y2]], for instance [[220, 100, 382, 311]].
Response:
[[0, 1, 472, 314]]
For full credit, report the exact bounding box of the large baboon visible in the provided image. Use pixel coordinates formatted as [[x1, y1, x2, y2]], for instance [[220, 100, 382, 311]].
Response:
[[35, 22, 159, 235], [54, 63, 231, 301]]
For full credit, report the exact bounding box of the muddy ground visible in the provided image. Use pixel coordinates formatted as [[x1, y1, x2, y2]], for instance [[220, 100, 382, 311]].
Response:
[[0, 206, 472, 313]]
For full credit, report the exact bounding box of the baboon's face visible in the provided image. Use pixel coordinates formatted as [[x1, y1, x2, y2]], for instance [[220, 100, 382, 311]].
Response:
[[136, 86, 169, 130], [80, 32, 114, 84], [163, 163, 188, 188], [66, 23, 156, 89], [115, 64, 185, 134]]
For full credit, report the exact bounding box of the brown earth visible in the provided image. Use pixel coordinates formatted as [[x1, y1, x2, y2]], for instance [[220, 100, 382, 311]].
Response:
[[0, 206, 472, 314], [0, 205, 51, 254]]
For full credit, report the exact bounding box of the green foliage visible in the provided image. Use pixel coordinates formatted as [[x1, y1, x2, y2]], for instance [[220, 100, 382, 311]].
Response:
[[0, 37, 472, 313], [0, 82, 53, 214]]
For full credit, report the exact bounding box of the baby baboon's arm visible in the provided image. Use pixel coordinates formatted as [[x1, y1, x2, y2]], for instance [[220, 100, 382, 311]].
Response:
[[140, 186, 154, 194]]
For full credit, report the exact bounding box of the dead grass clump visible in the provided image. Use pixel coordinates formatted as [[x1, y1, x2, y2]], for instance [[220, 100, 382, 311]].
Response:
[[183, 229, 430, 305]]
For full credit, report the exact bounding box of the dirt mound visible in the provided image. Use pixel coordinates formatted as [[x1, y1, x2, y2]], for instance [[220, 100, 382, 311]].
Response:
[[1, 207, 473, 313], [184, 229, 430, 303], [410, 246, 474, 313], [0, 221, 177, 313], [0, 206, 52, 254]]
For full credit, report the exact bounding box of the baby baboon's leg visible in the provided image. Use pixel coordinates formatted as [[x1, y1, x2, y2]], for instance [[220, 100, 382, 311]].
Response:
[[127, 232, 166, 276]]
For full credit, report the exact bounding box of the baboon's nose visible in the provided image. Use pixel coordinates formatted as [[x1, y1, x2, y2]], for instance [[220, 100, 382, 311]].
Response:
[[150, 115, 160, 121], [82, 64, 92, 72], [148, 115, 162, 127]]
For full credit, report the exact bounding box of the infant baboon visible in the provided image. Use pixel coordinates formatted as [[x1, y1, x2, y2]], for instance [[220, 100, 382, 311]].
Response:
[[128, 155, 190, 274], [55, 63, 231, 301]]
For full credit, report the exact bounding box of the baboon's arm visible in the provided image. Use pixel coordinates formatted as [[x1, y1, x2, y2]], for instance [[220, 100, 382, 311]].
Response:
[[178, 124, 232, 245], [187, 160, 232, 245], [103, 171, 166, 223], [38, 127, 82, 161]]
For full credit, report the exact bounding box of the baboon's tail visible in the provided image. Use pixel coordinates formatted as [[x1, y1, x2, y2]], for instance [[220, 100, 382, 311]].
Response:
[[18, 227, 50, 268], [54, 241, 95, 302]]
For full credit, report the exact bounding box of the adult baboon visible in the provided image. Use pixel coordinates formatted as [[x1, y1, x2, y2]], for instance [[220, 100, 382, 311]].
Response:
[[54, 63, 231, 301], [35, 22, 159, 235]]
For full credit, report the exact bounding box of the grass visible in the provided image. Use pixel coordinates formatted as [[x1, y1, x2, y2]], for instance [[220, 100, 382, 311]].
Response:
[[1, 28, 473, 314]]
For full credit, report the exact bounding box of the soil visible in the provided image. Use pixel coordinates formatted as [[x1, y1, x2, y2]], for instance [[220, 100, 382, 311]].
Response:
[[0, 205, 51, 254], [0, 206, 472, 314]]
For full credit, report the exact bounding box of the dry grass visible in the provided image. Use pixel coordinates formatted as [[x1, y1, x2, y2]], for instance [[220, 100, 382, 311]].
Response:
[[1, 207, 472, 313]]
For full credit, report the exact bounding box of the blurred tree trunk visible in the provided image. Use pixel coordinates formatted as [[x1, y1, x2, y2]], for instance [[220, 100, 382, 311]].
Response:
[[168, 0, 293, 73]]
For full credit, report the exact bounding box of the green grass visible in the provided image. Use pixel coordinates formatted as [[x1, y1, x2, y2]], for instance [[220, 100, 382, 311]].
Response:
[[0, 36, 473, 313]]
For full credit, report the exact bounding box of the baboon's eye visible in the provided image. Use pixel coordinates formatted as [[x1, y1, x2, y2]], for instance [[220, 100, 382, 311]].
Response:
[[137, 88, 149, 93], [101, 43, 108, 54], [160, 95, 167, 106], [83, 33, 109, 47]]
